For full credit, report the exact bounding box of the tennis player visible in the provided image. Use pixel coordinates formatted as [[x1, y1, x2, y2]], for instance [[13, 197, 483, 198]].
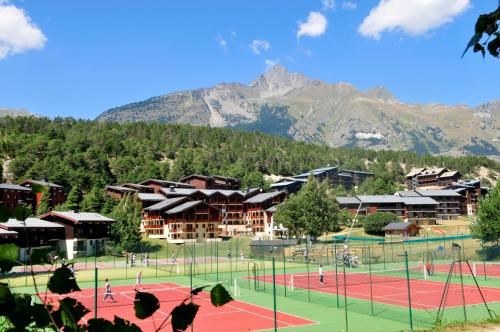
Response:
[[319, 264, 324, 284], [103, 278, 117, 303], [135, 271, 143, 290]]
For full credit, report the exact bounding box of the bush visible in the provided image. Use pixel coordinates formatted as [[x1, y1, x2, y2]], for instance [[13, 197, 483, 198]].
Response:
[[363, 212, 400, 236]]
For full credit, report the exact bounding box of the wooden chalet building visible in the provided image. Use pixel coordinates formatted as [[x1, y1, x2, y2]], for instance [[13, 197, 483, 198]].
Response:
[[244, 191, 287, 236], [137, 193, 168, 209], [0, 218, 65, 261], [180, 175, 241, 190], [446, 180, 486, 215], [337, 170, 374, 190], [0, 183, 32, 213], [20, 179, 67, 209], [382, 222, 422, 237], [336, 195, 439, 225], [405, 168, 462, 190], [396, 190, 463, 220], [40, 211, 115, 259], [142, 197, 190, 238], [138, 179, 195, 194], [105, 185, 137, 200], [0, 228, 18, 244]]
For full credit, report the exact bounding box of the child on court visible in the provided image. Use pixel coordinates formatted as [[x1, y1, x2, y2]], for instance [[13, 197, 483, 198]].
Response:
[[136, 271, 143, 290], [319, 264, 324, 284], [103, 278, 117, 303]]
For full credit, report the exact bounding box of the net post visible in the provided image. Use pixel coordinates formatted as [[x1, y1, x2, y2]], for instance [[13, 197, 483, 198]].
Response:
[[272, 257, 277, 332], [94, 267, 98, 319], [334, 240, 339, 308], [368, 245, 374, 316], [404, 251, 414, 331], [306, 253, 310, 303]]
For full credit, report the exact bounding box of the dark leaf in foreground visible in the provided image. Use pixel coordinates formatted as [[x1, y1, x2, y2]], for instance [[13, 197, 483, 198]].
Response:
[[191, 286, 207, 295], [0, 243, 20, 273], [113, 316, 142, 332], [54, 297, 89, 331], [134, 291, 160, 319], [171, 302, 199, 332], [0, 283, 15, 315], [210, 284, 233, 307], [48, 265, 81, 294]]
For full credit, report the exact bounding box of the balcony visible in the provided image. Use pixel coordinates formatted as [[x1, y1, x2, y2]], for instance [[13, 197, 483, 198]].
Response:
[[143, 224, 163, 229]]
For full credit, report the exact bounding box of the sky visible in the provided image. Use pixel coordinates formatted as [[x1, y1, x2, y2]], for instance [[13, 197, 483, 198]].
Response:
[[0, 0, 499, 119]]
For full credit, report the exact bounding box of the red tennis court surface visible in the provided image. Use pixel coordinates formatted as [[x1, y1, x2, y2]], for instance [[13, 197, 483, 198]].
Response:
[[255, 271, 500, 310], [46, 282, 316, 331], [433, 263, 500, 277]]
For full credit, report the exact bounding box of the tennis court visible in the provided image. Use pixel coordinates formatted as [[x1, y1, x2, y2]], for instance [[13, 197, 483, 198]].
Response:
[[433, 262, 500, 277], [45, 282, 316, 331], [253, 268, 500, 310]]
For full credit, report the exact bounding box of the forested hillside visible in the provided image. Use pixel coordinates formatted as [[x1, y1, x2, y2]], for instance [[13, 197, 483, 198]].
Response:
[[1, 116, 498, 194]]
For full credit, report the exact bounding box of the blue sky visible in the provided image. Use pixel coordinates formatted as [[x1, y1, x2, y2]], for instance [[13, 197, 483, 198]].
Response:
[[0, 0, 498, 119]]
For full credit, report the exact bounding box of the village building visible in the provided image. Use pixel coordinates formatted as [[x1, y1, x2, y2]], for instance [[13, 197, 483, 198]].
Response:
[[0, 183, 33, 213], [381, 222, 422, 237], [405, 168, 462, 190], [396, 190, 463, 220], [179, 175, 241, 190], [39, 211, 115, 259], [20, 179, 67, 209], [141, 197, 190, 238], [138, 179, 195, 193], [0, 228, 18, 244], [137, 193, 168, 209], [0, 218, 65, 260], [244, 191, 287, 237], [446, 180, 487, 215], [105, 185, 138, 200]]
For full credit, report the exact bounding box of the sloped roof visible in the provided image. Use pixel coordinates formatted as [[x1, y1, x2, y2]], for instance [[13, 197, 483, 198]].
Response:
[[295, 166, 337, 178], [165, 200, 206, 214], [144, 197, 190, 211], [439, 171, 460, 178], [270, 180, 302, 187], [0, 183, 32, 191], [358, 195, 403, 204], [105, 185, 137, 192], [395, 190, 421, 197], [244, 191, 285, 204], [22, 179, 63, 188], [336, 197, 361, 205], [418, 168, 447, 177], [138, 179, 195, 188], [416, 190, 462, 197], [41, 211, 115, 223], [405, 168, 426, 178], [382, 222, 421, 231], [400, 197, 439, 205], [340, 169, 374, 175], [1, 218, 64, 229], [0, 228, 18, 236], [137, 193, 166, 201]]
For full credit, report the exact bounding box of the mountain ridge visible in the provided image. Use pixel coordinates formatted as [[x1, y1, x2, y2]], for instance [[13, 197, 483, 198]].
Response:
[[97, 65, 499, 158]]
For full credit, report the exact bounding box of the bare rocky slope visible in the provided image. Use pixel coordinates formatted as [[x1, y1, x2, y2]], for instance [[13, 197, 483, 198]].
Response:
[[97, 65, 499, 158]]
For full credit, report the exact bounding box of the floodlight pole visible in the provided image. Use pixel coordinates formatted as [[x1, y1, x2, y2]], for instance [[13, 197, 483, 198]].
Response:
[[345, 192, 366, 251]]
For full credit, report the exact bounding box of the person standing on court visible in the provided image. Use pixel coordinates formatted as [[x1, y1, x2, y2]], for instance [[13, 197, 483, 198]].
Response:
[[103, 278, 117, 303], [135, 271, 143, 290], [319, 264, 324, 284]]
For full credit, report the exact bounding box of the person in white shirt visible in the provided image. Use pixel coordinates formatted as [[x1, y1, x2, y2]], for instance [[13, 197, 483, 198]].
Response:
[[319, 264, 324, 284], [103, 279, 116, 303], [135, 271, 143, 290]]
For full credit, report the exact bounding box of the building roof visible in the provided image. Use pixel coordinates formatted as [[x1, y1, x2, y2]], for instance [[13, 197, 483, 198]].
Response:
[[439, 171, 460, 178], [416, 190, 462, 197], [137, 193, 166, 201], [338, 172, 353, 178], [105, 185, 137, 193], [122, 183, 152, 190], [165, 200, 206, 214], [417, 168, 447, 177], [336, 196, 361, 205], [138, 179, 195, 188], [40, 211, 115, 223], [160, 187, 255, 198], [405, 168, 426, 178], [358, 195, 403, 204], [395, 190, 421, 197], [22, 179, 63, 188], [144, 197, 190, 211], [382, 222, 421, 231], [0, 183, 32, 191], [400, 197, 439, 205], [295, 166, 337, 178], [340, 169, 374, 176], [0, 218, 64, 229], [244, 191, 285, 204], [0, 228, 18, 236], [270, 180, 302, 188]]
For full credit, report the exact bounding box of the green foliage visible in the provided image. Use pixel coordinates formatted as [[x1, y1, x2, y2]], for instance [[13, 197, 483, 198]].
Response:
[[472, 183, 500, 248], [81, 185, 106, 213], [274, 177, 340, 237], [0, 243, 20, 273], [356, 171, 399, 195], [58, 186, 81, 211], [47, 265, 81, 294], [14, 205, 32, 221], [134, 291, 160, 319], [36, 190, 51, 216], [110, 194, 142, 248], [210, 283, 233, 307], [363, 212, 401, 235], [0, 117, 496, 195], [463, 7, 500, 58]]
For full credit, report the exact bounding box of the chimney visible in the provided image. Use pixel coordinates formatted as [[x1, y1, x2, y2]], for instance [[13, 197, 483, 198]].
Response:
[[169, 185, 175, 192]]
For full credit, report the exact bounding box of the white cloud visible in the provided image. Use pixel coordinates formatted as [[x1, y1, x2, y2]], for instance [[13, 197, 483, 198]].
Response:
[[0, 1, 46, 60], [342, 1, 357, 10], [216, 34, 227, 52], [265, 59, 279, 69], [229, 30, 237, 38], [359, 0, 470, 40], [249, 39, 270, 55], [297, 11, 328, 38], [321, 0, 336, 11]]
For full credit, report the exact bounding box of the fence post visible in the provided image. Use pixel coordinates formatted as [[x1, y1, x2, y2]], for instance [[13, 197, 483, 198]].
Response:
[[94, 267, 98, 319], [342, 254, 349, 332], [368, 245, 374, 316], [334, 241, 339, 308], [283, 251, 287, 297], [404, 251, 414, 331], [272, 257, 277, 332], [306, 254, 310, 302], [155, 250, 158, 278]]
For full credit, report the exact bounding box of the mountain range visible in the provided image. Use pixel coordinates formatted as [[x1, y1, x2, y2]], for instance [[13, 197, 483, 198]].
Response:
[[96, 65, 499, 158], [0, 107, 34, 118]]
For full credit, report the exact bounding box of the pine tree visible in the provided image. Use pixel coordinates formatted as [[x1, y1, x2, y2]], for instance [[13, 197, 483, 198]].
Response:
[[110, 193, 142, 248], [472, 183, 500, 247], [80, 186, 106, 212], [36, 191, 51, 216], [58, 186, 81, 211]]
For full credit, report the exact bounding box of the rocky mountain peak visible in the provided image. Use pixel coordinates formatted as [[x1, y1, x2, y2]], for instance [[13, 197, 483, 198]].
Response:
[[249, 65, 310, 98], [364, 86, 397, 102]]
